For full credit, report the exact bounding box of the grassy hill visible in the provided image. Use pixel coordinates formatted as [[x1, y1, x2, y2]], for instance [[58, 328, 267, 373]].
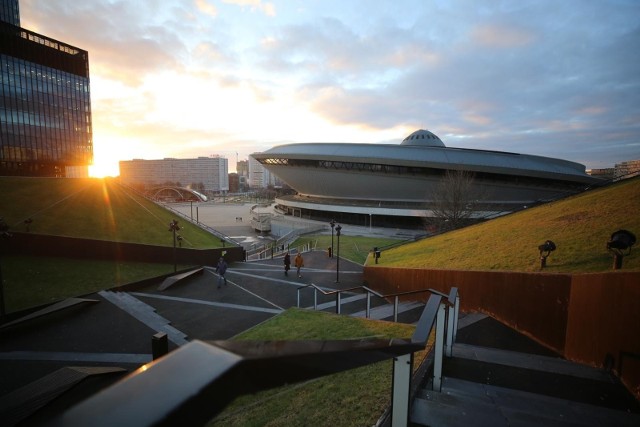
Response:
[[210, 308, 426, 427], [374, 178, 640, 273], [0, 177, 221, 248]]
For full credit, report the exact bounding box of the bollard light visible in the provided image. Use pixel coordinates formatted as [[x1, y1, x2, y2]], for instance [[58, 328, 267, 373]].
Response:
[[373, 247, 381, 264], [537, 240, 556, 269], [607, 229, 636, 270]]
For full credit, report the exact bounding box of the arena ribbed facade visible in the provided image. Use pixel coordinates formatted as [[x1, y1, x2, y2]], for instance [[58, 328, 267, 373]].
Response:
[[251, 130, 602, 228]]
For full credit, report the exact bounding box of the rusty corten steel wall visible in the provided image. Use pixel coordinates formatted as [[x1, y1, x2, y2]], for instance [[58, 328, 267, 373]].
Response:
[[363, 267, 572, 353], [565, 272, 640, 400], [363, 266, 640, 400]]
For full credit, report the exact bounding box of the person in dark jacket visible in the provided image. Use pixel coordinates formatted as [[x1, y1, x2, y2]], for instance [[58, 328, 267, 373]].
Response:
[[215, 257, 228, 288], [284, 252, 291, 276]]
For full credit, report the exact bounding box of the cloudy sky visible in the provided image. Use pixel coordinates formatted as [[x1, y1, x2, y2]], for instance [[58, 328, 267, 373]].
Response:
[[21, 0, 640, 176]]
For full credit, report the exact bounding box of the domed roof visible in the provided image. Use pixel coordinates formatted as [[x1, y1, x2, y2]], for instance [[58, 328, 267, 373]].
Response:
[[401, 129, 445, 147]]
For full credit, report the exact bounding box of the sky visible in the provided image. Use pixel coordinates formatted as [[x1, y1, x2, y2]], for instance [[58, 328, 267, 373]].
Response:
[[20, 0, 640, 177]]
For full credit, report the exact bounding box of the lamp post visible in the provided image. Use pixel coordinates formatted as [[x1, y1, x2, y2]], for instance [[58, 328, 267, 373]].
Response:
[[329, 219, 335, 258], [335, 224, 342, 283], [168, 219, 180, 272]]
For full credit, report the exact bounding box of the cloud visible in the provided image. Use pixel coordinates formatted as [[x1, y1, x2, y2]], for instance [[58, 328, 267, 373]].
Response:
[[195, 0, 217, 17], [17, 0, 640, 172], [470, 24, 535, 48], [21, 0, 189, 86], [223, 0, 276, 17]]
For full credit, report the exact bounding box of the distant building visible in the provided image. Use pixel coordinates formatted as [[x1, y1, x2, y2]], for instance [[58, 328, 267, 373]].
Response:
[[614, 159, 640, 181], [0, 0, 93, 177], [236, 160, 248, 178], [587, 168, 615, 180], [228, 172, 239, 193], [119, 157, 229, 194], [236, 159, 249, 191], [248, 155, 271, 189]]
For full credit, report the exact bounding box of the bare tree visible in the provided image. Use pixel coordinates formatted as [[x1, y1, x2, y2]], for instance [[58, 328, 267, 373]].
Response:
[[425, 169, 480, 232]]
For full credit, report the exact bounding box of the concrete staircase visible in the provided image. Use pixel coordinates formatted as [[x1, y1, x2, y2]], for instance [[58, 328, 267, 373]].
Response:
[[410, 318, 640, 427], [98, 291, 189, 346]]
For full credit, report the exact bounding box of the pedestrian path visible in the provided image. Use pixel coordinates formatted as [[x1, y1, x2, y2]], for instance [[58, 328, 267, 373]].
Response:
[[98, 291, 189, 346]]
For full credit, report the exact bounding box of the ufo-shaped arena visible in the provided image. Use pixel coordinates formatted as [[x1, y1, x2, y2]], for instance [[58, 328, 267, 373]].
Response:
[[251, 130, 602, 228]]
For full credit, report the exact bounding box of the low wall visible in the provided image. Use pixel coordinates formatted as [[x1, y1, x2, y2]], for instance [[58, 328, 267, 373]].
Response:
[[363, 266, 640, 400], [0, 232, 245, 265]]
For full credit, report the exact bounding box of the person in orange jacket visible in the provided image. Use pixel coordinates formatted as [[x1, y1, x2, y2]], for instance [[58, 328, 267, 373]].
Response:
[[294, 253, 304, 278]]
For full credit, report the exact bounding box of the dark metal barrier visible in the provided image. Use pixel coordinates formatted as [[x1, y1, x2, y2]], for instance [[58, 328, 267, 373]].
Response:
[[0, 232, 244, 265]]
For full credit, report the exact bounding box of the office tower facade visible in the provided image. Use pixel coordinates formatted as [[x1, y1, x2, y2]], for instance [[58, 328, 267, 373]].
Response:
[[0, 0, 93, 177]]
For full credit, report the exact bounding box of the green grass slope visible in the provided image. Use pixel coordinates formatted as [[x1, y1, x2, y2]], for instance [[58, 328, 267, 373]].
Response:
[[209, 308, 426, 427], [0, 177, 221, 248], [376, 178, 640, 273]]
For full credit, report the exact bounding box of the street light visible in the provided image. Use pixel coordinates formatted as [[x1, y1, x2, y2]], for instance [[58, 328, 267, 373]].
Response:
[[168, 219, 180, 272], [329, 219, 336, 258], [335, 224, 342, 283]]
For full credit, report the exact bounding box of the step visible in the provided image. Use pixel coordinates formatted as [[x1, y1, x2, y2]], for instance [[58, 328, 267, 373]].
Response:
[[412, 376, 640, 427], [350, 301, 424, 320], [0, 367, 125, 427]]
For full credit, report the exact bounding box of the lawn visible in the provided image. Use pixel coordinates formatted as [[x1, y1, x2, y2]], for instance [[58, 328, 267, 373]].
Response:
[[1, 255, 196, 312], [208, 308, 430, 427], [375, 178, 640, 273], [0, 177, 222, 248]]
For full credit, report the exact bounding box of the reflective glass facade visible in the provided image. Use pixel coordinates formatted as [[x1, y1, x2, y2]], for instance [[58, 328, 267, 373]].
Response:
[[0, 0, 19, 27], [0, 4, 92, 177]]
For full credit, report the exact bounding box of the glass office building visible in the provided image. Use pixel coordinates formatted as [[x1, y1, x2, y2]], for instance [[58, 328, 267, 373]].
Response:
[[0, 0, 93, 177]]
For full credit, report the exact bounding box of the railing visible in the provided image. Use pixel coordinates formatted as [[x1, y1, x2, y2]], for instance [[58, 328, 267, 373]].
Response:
[[296, 283, 457, 324], [50, 289, 460, 427]]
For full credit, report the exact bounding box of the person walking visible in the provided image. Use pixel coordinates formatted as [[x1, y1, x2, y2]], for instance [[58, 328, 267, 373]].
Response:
[[215, 257, 228, 288], [284, 252, 291, 276], [294, 253, 304, 278]]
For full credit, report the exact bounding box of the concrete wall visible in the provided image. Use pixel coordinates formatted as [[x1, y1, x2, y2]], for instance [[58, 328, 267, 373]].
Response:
[[363, 266, 640, 400]]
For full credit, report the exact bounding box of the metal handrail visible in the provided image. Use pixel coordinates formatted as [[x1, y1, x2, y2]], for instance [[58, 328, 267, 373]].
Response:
[[296, 283, 455, 323]]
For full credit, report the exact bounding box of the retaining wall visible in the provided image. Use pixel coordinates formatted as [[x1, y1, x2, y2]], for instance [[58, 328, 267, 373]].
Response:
[[363, 266, 640, 400], [0, 232, 245, 265]]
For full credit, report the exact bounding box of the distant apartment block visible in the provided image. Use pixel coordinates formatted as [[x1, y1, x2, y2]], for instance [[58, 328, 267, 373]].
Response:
[[119, 157, 229, 194], [614, 159, 640, 181], [0, 0, 93, 177], [587, 168, 615, 180]]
